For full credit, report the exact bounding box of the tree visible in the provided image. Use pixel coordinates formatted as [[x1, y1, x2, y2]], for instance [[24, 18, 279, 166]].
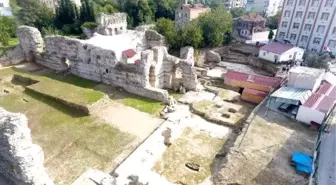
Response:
[[16, 0, 54, 31], [121, 0, 154, 27], [55, 0, 81, 34], [80, 0, 95, 23], [230, 7, 245, 18], [180, 23, 203, 48], [268, 29, 274, 41], [267, 12, 281, 29], [0, 17, 17, 45], [305, 53, 329, 70], [197, 7, 233, 47], [156, 18, 179, 48], [154, 0, 176, 20]]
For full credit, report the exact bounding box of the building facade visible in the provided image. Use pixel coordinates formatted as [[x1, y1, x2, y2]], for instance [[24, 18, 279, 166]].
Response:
[[276, 0, 336, 55], [245, 0, 283, 16], [175, 0, 210, 27], [223, 0, 244, 9], [0, 0, 12, 16], [233, 12, 268, 40]]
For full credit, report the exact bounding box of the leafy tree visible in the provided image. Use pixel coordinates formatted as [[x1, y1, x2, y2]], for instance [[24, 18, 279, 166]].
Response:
[[156, 18, 179, 48], [268, 29, 274, 40], [55, 0, 80, 34], [267, 12, 281, 29], [197, 7, 233, 46], [80, 0, 95, 22], [0, 17, 17, 45], [230, 7, 245, 18], [16, 0, 54, 31], [154, 0, 176, 20], [206, 0, 221, 8], [180, 23, 203, 48], [224, 31, 232, 45], [305, 53, 329, 70], [121, 0, 154, 27]]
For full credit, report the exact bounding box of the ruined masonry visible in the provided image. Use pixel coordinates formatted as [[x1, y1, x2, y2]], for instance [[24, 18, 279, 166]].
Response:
[[0, 108, 54, 185], [14, 26, 198, 102]]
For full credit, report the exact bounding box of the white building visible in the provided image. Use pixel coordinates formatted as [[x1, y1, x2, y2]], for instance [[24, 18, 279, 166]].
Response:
[[287, 66, 325, 92], [223, 0, 244, 9], [276, 0, 336, 55], [259, 42, 305, 62], [245, 0, 284, 16], [0, 0, 12, 16]]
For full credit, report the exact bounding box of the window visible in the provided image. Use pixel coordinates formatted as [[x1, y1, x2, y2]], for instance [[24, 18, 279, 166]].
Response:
[[304, 24, 312, 31], [325, 0, 334, 6], [312, 48, 318, 52], [293, 23, 300, 29], [284, 10, 290, 17], [313, 37, 321, 44], [301, 35, 308, 42], [296, 11, 303, 18], [279, 32, 285, 38], [333, 27, 336, 34], [328, 40, 336, 48], [282, 21, 288, 28], [290, 34, 297, 40], [317, 25, 325, 33], [311, 0, 319, 6], [308, 12, 316, 19], [321, 13, 329, 20], [287, 0, 294, 5], [105, 69, 109, 73], [299, 0, 306, 6], [289, 55, 293, 58], [0, 3, 3, 7], [263, 52, 266, 56]]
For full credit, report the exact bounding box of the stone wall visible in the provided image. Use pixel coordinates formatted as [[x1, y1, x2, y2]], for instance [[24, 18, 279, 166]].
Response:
[[14, 26, 198, 102], [17, 26, 44, 62], [0, 108, 54, 185], [0, 46, 25, 67], [96, 13, 127, 36]]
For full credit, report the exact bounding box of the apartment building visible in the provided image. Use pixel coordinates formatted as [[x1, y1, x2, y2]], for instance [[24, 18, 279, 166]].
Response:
[[223, 0, 244, 9], [0, 0, 12, 16], [175, 0, 210, 27], [276, 0, 336, 55], [245, 0, 283, 16]]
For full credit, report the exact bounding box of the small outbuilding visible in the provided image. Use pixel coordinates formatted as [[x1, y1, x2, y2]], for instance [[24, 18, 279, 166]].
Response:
[[287, 66, 325, 92], [122, 49, 139, 64], [258, 42, 304, 63], [296, 93, 336, 125], [241, 88, 268, 104], [224, 70, 282, 93]]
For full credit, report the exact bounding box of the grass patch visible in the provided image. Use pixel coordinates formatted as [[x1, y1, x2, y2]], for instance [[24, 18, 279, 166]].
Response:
[[168, 90, 184, 100], [153, 127, 225, 185], [44, 72, 98, 89], [0, 37, 19, 55], [0, 69, 134, 185], [122, 96, 164, 115]]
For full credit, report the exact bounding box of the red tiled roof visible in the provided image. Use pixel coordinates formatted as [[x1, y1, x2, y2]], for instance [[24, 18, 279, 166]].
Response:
[[316, 82, 336, 98], [225, 70, 282, 88], [304, 93, 322, 108], [238, 12, 266, 22], [122, 49, 137, 58], [316, 96, 336, 113], [259, 42, 294, 54], [243, 88, 267, 97]]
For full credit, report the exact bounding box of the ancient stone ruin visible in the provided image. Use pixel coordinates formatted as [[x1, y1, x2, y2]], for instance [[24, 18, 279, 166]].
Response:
[[0, 108, 54, 185], [8, 25, 198, 102], [96, 13, 128, 36]]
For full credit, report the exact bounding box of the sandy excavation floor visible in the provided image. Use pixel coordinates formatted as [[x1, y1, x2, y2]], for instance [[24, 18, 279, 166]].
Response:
[[213, 106, 317, 185]]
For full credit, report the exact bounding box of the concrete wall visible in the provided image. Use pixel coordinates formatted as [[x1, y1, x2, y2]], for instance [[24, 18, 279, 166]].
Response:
[[0, 108, 54, 185], [96, 13, 127, 36], [296, 106, 325, 124], [287, 72, 324, 92], [15, 26, 198, 102]]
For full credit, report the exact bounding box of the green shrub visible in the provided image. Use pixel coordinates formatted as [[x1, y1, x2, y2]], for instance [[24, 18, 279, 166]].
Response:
[[81, 22, 98, 29], [42, 26, 62, 36]]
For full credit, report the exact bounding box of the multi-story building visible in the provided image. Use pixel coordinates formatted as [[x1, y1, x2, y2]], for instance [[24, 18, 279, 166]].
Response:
[[175, 0, 210, 27], [0, 0, 12, 16], [276, 0, 336, 55], [223, 0, 244, 9], [245, 0, 283, 16], [233, 12, 268, 39]]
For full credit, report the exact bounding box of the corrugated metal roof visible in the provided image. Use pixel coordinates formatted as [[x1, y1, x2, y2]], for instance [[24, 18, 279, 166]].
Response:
[[303, 93, 336, 113], [304, 93, 323, 108], [225, 70, 282, 88], [271, 86, 312, 102], [289, 66, 325, 78], [259, 42, 294, 54], [316, 82, 336, 98]]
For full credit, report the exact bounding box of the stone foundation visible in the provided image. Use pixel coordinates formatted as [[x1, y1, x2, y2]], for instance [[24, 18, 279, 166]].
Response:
[[0, 108, 54, 185]]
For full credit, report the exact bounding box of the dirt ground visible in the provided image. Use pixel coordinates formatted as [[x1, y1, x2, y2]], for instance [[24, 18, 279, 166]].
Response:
[[213, 106, 317, 185], [153, 127, 226, 185]]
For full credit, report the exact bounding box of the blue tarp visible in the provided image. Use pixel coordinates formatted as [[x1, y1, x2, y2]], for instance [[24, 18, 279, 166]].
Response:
[[291, 152, 313, 175]]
